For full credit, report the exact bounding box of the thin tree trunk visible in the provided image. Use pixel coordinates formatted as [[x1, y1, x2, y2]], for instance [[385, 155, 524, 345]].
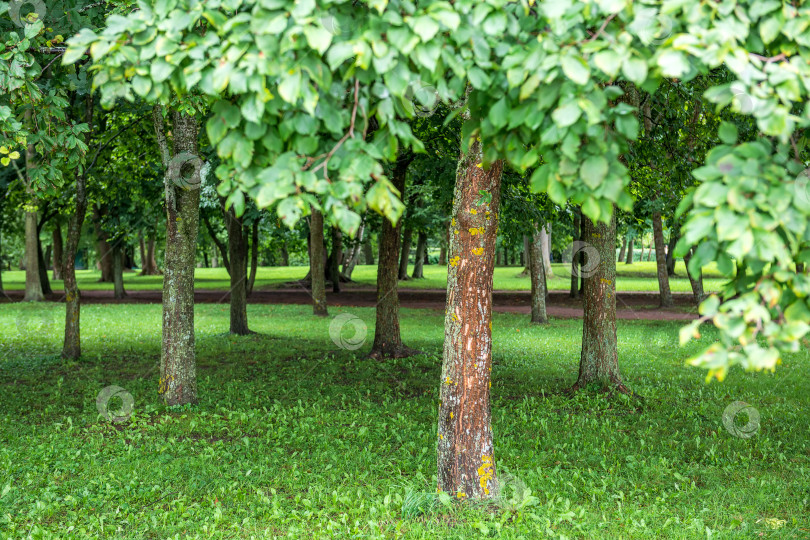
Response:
[[342, 219, 364, 279], [95, 215, 114, 282], [330, 226, 342, 292], [247, 220, 259, 296], [224, 205, 250, 334], [398, 227, 412, 280], [412, 231, 427, 278], [625, 238, 634, 264], [570, 208, 580, 299], [683, 247, 705, 305], [140, 232, 162, 275], [112, 242, 127, 299], [369, 158, 417, 359], [652, 211, 673, 307], [138, 233, 147, 272], [618, 237, 627, 263], [52, 223, 63, 280], [666, 222, 678, 276], [155, 107, 200, 406], [309, 208, 328, 316], [573, 212, 629, 393], [519, 235, 530, 275], [62, 95, 92, 359], [437, 124, 504, 499], [529, 227, 548, 324], [37, 234, 52, 295], [541, 223, 553, 277], [202, 213, 230, 275], [362, 235, 374, 265]]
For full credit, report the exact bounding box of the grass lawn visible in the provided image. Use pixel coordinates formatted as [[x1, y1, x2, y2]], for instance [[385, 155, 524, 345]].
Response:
[[0, 261, 726, 294], [0, 303, 807, 538]]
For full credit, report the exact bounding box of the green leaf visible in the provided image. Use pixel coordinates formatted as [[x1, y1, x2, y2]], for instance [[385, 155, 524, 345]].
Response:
[[278, 70, 303, 104], [621, 57, 648, 85], [561, 55, 590, 86], [717, 122, 738, 145], [580, 155, 609, 188], [304, 26, 333, 55], [593, 50, 622, 78], [552, 102, 581, 128]]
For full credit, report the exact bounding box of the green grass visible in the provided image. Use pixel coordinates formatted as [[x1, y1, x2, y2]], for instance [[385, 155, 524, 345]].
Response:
[[0, 261, 726, 294], [1, 303, 807, 538]]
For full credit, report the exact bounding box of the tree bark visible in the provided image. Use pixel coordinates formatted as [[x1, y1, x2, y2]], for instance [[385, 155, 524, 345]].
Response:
[[618, 236, 627, 263], [62, 95, 92, 359], [224, 205, 250, 334], [625, 238, 634, 264], [398, 226, 412, 280], [36, 231, 52, 295], [112, 242, 127, 299], [519, 235, 530, 275], [362, 235, 374, 265], [247, 219, 259, 297], [52, 223, 63, 280], [369, 158, 416, 359], [437, 133, 504, 500], [202, 213, 230, 275], [569, 208, 580, 299], [139, 231, 162, 275], [529, 228, 548, 324], [652, 211, 673, 307], [683, 247, 705, 305], [573, 212, 629, 393], [342, 219, 364, 279], [329, 226, 342, 292], [155, 107, 200, 406], [94, 213, 114, 282], [666, 222, 678, 276], [540, 223, 553, 278], [279, 243, 289, 266], [411, 231, 427, 278], [309, 208, 328, 316]]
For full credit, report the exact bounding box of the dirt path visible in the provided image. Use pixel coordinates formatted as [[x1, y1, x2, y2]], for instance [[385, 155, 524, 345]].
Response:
[[3, 287, 698, 321]]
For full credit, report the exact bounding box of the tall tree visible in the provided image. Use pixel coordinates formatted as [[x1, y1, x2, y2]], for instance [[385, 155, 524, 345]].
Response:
[[309, 208, 328, 317], [529, 226, 548, 324]]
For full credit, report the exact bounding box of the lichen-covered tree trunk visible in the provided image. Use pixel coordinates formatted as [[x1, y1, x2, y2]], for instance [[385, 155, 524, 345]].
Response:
[[652, 211, 673, 307], [529, 228, 548, 324], [625, 238, 634, 264], [112, 243, 127, 299], [411, 231, 427, 278], [52, 223, 63, 281], [574, 212, 629, 393], [398, 226, 412, 280], [437, 136, 504, 500], [569, 208, 580, 299], [155, 108, 200, 406], [225, 207, 250, 334], [309, 208, 328, 317], [683, 247, 705, 305], [370, 159, 416, 358]]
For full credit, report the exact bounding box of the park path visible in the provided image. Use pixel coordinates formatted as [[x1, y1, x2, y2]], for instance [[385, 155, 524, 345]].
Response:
[[3, 287, 698, 321]]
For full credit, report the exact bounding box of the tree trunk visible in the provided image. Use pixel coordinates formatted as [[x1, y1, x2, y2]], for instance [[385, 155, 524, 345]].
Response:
[[519, 235, 530, 275], [625, 238, 634, 264], [540, 223, 553, 278], [362, 235, 374, 265], [37, 237, 52, 294], [155, 107, 200, 406], [224, 205, 250, 334], [574, 212, 629, 393], [62, 95, 92, 359], [52, 223, 63, 280], [247, 220, 259, 296], [309, 208, 328, 316], [412, 231, 427, 278], [398, 227, 412, 280], [369, 159, 417, 358], [529, 227, 548, 324], [342, 219, 364, 279], [330, 226, 342, 292], [280, 243, 289, 266], [683, 247, 705, 305], [569, 208, 580, 299], [437, 130, 504, 499], [666, 222, 678, 276], [652, 211, 673, 307], [140, 232, 162, 275], [202, 213, 230, 275], [618, 236, 627, 263], [495, 248, 502, 266], [112, 242, 127, 299], [95, 216, 114, 283]]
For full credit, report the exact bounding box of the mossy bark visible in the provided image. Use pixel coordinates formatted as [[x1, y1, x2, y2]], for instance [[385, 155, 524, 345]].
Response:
[[437, 133, 504, 500], [574, 213, 629, 393], [309, 208, 328, 317], [156, 108, 200, 406]]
